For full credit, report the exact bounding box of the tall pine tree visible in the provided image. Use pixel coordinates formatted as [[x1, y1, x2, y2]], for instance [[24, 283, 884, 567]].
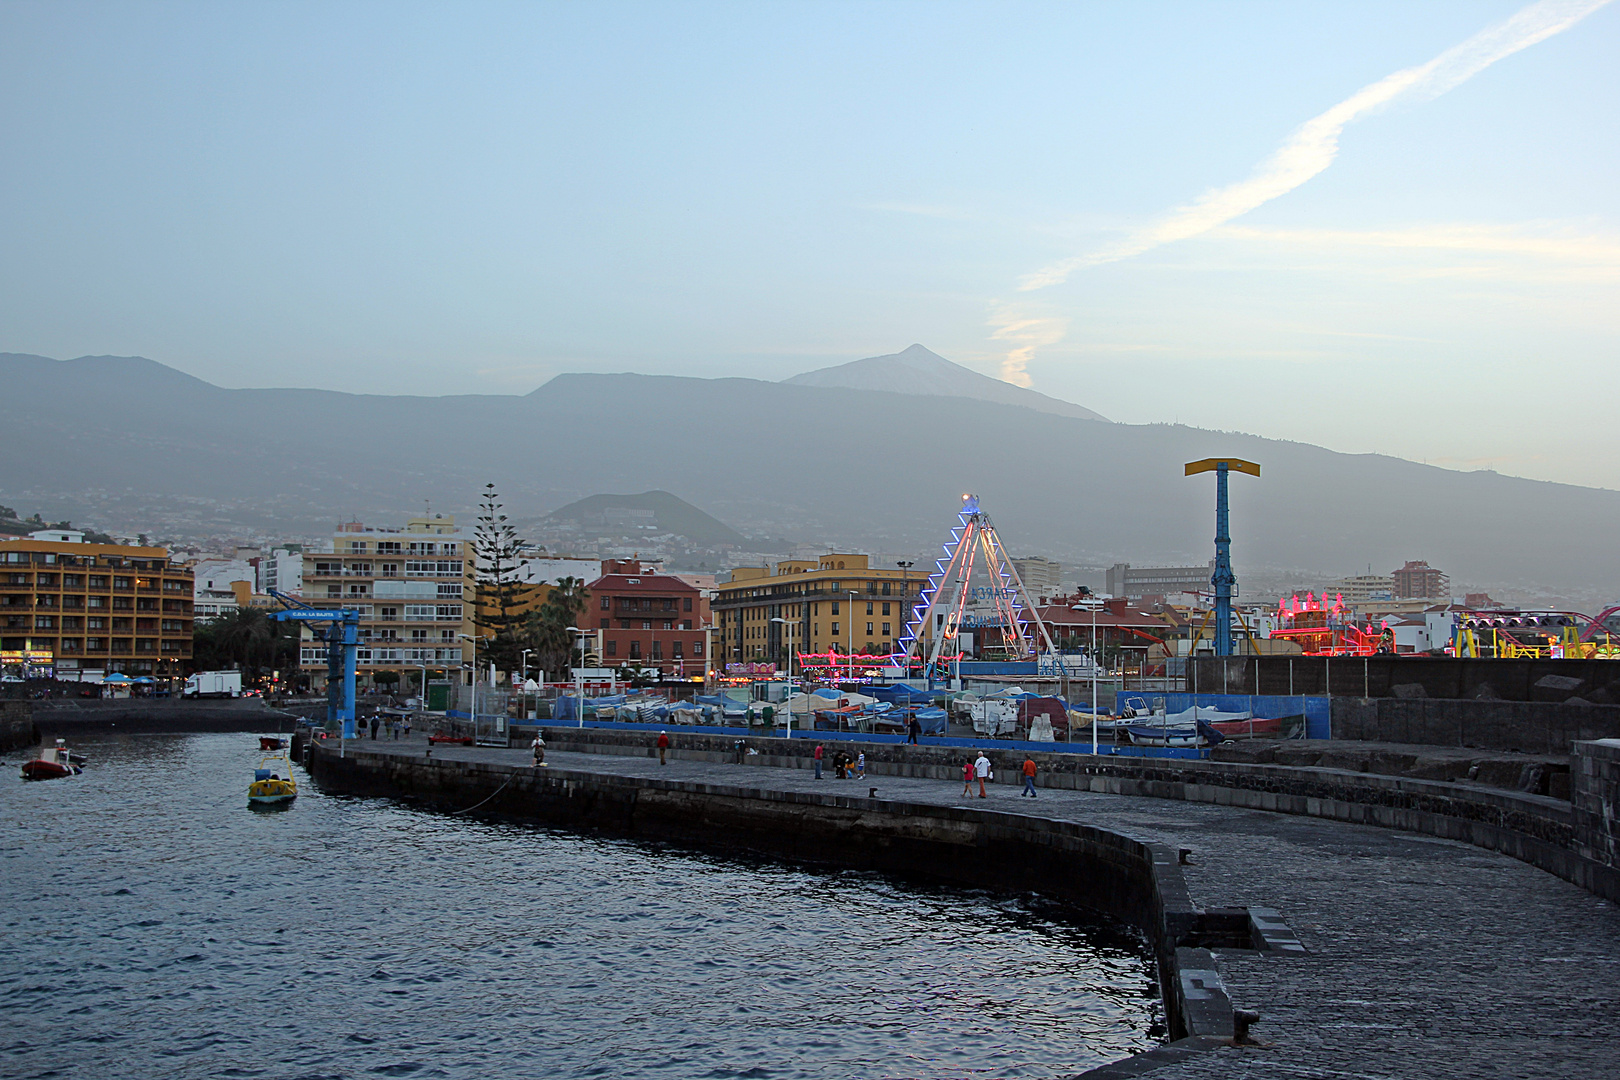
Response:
[[468, 483, 531, 673]]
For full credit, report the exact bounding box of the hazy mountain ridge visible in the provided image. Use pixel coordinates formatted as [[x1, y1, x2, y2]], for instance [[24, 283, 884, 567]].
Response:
[[3, 352, 1618, 599], [784, 344, 1109, 422]]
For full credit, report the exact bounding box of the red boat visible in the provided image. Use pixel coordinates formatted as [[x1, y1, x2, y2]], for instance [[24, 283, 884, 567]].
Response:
[[428, 733, 473, 746], [20, 740, 84, 781], [259, 736, 288, 751]]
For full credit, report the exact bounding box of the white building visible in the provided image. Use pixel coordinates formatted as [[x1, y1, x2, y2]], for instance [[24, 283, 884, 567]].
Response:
[[260, 546, 304, 596], [508, 553, 601, 588], [193, 558, 255, 619]]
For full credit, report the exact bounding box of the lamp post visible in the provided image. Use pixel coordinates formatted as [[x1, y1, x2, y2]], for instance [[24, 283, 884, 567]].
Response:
[[519, 647, 531, 721], [1073, 600, 1102, 756], [458, 634, 478, 740], [896, 561, 913, 675], [566, 626, 585, 727], [771, 616, 793, 739], [847, 590, 857, 684]]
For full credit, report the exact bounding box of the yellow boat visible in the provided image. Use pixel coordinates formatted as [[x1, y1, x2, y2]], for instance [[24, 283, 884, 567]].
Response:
[[249, 755, 297, 807]]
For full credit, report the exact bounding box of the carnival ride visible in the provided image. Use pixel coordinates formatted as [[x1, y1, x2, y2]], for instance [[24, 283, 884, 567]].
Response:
[[895, 494, 1054, 679], [1270, 592, 1391, 657]]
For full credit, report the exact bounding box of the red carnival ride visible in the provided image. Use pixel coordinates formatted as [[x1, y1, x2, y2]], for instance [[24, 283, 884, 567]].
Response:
[[1269, 593, 1392, 656]]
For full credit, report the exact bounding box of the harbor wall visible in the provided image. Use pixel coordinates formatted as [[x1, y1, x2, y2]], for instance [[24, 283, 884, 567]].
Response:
[[1193, 654, 1620, 703], [0, 700, 37, 753], [534, 726, 1620, 904], [27, 699, 299, 737], [1573, 740, 1620, 880], [304, 739, 1237, 1046]]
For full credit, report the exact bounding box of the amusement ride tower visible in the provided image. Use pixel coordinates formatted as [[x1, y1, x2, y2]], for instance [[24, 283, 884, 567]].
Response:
[[896, 494, 1054, 676]]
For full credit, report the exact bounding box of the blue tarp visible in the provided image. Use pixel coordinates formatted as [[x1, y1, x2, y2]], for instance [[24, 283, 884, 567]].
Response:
[[869, 684, 934, 703]]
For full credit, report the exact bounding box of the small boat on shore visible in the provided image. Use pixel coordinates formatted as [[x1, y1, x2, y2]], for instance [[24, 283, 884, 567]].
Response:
[[258, 736, 288, 751], [20, 739, 84, 781], [248, 756, 297, 807]]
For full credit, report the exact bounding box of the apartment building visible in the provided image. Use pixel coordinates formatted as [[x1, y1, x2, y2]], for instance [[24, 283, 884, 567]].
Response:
[[299, 515, 472, 691], [1105, 561, 1213, 602], [260, 546, 303, 596], [587, 558, 710, 676], [1393, 560, 1449, 600], [1011, 556, 1063, 596], [0, 530, 194, 678], [712, 553, 928, 667]]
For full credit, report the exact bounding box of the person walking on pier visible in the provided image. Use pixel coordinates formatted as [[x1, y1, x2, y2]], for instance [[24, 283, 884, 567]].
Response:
[[370, 715, 380, 740], [974, 752, 991, 798], [906, 716, 920, 745], [813, 743, 824, 780], [656, 730, 670, 765], [856, 751, 866, 779], [961, 757, 975, 797], [531, 733, 546, 767], [1021, 757, 1038, 798]]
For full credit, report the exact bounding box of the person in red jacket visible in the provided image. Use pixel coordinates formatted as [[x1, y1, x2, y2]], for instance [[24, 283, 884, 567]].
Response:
[[656, 730, 670, 765], [1021, 757, 1038, 798], [813, 743, 824, 780]]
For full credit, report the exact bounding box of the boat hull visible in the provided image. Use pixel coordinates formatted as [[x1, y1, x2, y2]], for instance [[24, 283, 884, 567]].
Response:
[[20, 760, 78, 781], [247, 778, 297, 805]]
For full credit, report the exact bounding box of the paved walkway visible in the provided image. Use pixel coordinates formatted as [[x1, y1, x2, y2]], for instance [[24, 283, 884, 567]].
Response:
[[342, 734, 1620, 1079]]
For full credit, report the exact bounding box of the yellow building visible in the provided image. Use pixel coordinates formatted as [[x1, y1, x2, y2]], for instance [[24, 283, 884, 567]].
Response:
[[298, 515, 473, 692], [712, 553, 931, 669], [0, 530, 194, 678]]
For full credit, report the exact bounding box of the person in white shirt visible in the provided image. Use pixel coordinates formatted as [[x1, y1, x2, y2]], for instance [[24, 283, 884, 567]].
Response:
[[974, 753, 991, 798]]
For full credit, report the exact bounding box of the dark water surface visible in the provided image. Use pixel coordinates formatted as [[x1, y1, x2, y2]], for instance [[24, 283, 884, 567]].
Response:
[[1, 733, 1160, 1079]]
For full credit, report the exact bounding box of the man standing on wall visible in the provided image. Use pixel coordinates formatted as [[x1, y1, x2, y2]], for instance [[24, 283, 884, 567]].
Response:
[[813, 743, 824, 780], [974, 752, 991, 799], [656, 730, 670, 765]]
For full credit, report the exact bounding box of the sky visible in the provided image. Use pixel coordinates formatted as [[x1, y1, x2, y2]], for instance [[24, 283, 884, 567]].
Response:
[[2, 1, 1616, 487]]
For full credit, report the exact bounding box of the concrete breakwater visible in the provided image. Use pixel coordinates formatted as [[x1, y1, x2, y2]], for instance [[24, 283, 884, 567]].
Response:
[[534, 726, 1620, 904], [26, 698, 298, 738], [303, 736, 1250, 1055]]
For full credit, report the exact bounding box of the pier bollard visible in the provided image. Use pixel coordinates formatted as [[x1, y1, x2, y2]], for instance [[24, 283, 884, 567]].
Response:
[[1233, 1008, 1261, 1044]]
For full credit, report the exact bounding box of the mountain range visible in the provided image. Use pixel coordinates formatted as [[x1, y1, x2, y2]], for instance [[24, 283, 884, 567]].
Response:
[[2, 349, 1618, 602]]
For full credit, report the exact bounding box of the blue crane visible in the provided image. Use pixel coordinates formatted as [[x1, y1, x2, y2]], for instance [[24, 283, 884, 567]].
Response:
[[1184, 457, 1260, 657], [267, 588, 362, 738]]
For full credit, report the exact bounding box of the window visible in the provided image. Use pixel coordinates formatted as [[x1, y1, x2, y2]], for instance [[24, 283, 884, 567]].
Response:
[[35, 615, 55, 629], [601, 597, 610, 610], [599, 618, 609, 629], [404, 605, 436, 621], [662, 621, 673, 630], [693, 640, 703, 656], [629, 641, 641, 659], [882, 602, 890, 616], [607, 639, 617, 656], [683, 598, 692, 612], [63, 575, 83, 587], [642, 620, 652, 630], [88, 617, 105, 629], [662, 599, 673, 611], [866, 622, 873, 635], [411, 629, 428, 642], [882, 622, 891, 636], [437, 583, 462, 598], [89, 575, 107, 587], [682, 620, 692, 630], [829, 581, 839, 591], [377, 541, 402, 554], [380, 606, 399, 619], [379, 563, 400, 578], [435, 604, 462, 620], [866, 602, 873, 615], [831, 622, 839, 635], [831, 602, 839, 615], [882, 582, 891, 595], [672, 643, 682, 659]]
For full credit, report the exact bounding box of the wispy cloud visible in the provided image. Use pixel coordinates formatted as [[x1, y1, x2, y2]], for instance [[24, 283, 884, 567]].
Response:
[[986, 304, 1069, 387], [1019, 0, 1612, 291]]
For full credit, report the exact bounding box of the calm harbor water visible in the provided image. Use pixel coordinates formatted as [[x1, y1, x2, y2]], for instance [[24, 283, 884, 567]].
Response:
[[2, 733, 1160, 1079]]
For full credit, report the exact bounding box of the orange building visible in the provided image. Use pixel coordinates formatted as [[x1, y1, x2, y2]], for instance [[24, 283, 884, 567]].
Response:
[[0, 530, 194, 679]]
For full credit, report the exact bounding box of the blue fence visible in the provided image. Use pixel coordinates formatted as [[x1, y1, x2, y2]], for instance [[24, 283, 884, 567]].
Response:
[[549, 718, 1212, 758], [1112, 692, 1331, 740]]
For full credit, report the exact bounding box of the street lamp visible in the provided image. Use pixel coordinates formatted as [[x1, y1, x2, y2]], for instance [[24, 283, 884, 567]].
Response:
[[846, 590, 858, 684], [566, 626, 586, 727], [1072, 600, 1103, 756], [459, 633, 491, 741], [770, 616, 794, 739]]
